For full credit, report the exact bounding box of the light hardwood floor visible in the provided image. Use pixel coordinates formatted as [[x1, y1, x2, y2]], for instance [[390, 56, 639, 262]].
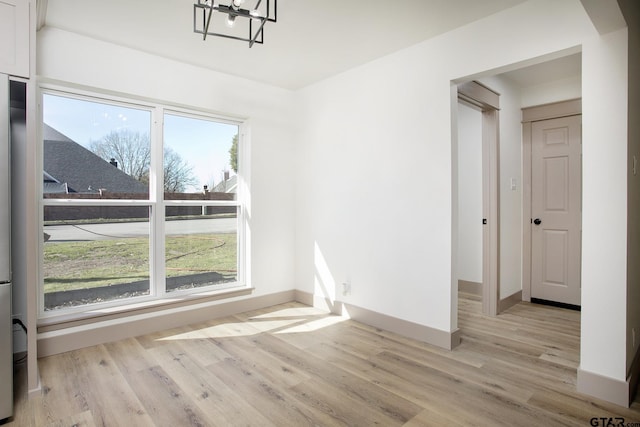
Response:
[[5, 294, 640, 426]]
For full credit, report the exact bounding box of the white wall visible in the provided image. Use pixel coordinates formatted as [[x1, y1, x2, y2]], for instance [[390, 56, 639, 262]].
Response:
[[36, 27, 297, 301], [581, 27, 628, 381], [521, 75, 582, 107], [456, 102, 482, 284], [295, 59, 456, 332], [619, 0, 640, 377], [295, 0, 629, 384]]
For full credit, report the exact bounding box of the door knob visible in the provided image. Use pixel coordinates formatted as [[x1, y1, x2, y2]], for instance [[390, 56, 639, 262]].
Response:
[[533, 218, 542, 225]]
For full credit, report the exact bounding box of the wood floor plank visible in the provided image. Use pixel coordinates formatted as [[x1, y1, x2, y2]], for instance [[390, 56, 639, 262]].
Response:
[[209, 334, 312, 388], [305, 339, 478, 415], [8, 296, 640, 426], [369, 351, 580, 427], [35, 352, 92, 425], [307, 328, 536, 405], [460, 333, 578, 388], [50, 345, 155, 427], [346, 319, 490, 368], [459, 314, 580, 352], [479, 357, 576, 397], [289, 378, 407, 426], [539, 347, 580, 369], [527, 388, 640, 424], [246, 332, 424, 423], [210, 354, 340, 426], [45, 410, 96, 427], [383, 347, 535, 403], [147, 342, 276, 426], [266, 314, 350, 351], [124, 364, 215, 427], [193, 315, 269, 338], [104, 337, 158, 375], [134, 325, 193, 350], [232, 301, 329, 323], [403, 408, 468, 427], [460, 326, 548, 358], [152, 326, 234, 367]]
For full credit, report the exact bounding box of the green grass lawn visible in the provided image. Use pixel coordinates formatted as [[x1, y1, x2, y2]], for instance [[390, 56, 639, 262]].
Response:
[[43, 233, 237, 293]]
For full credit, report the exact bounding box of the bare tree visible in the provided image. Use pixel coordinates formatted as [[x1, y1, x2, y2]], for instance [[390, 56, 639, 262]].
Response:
[[90, 130, 198, 192], [163, 147, 198, 192], [89, 130, 151, 181]]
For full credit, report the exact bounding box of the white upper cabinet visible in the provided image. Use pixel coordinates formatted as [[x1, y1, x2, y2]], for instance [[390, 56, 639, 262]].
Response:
[[0, 0, 30, 78]]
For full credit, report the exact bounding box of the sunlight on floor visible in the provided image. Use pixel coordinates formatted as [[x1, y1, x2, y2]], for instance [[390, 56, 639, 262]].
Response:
[[275, 314, 346, 334], [156, 305, 346, 341], [156, 322, 259, 340]]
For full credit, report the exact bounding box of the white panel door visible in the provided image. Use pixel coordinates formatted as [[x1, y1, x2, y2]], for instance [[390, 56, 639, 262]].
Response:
[[531, 115, 581, 306]]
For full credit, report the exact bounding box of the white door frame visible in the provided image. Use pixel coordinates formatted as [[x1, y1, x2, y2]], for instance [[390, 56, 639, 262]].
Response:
[[458, 81, 500, 316], [521, 99, 582, 302]]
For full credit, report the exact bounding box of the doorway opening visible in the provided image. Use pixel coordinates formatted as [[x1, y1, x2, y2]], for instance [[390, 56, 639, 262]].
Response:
[[452, 51, 582, 340], [456, 81, 500, 317], [452, 49, 584, 405]]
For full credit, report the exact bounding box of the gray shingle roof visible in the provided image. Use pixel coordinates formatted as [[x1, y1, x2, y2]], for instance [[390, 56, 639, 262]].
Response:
[[212, 175, 237, 193], [43, 124, 148, 194]]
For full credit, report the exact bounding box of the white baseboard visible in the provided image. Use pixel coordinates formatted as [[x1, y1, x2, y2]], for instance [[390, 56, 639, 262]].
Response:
[[578, 342, 640, 408], [293, 289, 314, 306], [37, 290, 296, 357], [293, 289, 344, 315], [295, 290, 460, 350], [38, 287, 463, 360], [27, 378, 41, 399], [577, 367, 631, 408], [458, 280, 482, 296], [498, 290, 522, 313]]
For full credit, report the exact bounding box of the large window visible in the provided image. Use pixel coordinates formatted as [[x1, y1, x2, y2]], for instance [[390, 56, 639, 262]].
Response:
[[163, 113, 239, 292], [41, 89, 243, 315]]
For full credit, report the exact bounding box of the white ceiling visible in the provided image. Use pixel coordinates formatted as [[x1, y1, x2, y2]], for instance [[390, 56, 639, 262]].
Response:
[[500, 53, 581, 87], [42, 0, 584, 91], [43, 0, 539, 90]]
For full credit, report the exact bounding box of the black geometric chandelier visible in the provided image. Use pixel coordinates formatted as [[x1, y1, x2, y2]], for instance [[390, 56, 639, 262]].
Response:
[[193, 0, 277, 48]]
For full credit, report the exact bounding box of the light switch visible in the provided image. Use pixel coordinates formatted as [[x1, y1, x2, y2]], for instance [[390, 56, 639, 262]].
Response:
[[510, 177, 517, 190]]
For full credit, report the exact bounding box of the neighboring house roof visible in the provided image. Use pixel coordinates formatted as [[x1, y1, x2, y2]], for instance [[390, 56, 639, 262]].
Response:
[[212, 174, 237, 193], [43, 124, 147, 194], [43, 169, 68, 193]]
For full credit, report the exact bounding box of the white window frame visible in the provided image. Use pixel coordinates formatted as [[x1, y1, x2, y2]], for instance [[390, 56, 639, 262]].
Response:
[[38, 85, 247, 319]]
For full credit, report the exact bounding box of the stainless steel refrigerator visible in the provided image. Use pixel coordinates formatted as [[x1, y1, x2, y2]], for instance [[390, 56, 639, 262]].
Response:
[[0, 73, 13, 421]]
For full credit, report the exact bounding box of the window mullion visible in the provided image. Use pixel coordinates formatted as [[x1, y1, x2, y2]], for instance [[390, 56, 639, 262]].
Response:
[[151, 106, 166, 298], [237, 125, 249, 288]]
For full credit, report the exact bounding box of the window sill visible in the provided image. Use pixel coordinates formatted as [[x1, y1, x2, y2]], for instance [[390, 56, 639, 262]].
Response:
[[37, 286, 255, 333]]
